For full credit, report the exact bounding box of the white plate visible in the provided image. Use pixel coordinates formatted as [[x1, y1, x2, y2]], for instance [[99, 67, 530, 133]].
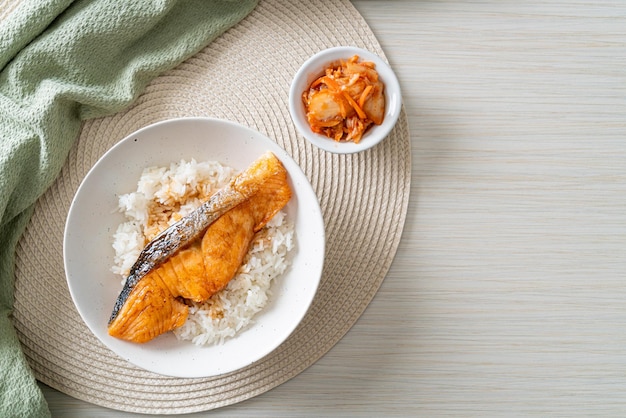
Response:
[[64, 117, 325, 378]]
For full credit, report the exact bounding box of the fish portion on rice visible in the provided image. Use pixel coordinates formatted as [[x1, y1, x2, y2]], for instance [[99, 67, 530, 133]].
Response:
[[109, 153, 295, 345]]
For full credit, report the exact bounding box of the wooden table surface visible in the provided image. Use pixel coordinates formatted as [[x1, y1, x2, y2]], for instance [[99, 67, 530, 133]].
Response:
[[40, 1, 626, 416]]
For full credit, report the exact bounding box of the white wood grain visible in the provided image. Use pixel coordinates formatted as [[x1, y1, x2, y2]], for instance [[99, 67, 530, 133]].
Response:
[[40, 1, 626, 416]]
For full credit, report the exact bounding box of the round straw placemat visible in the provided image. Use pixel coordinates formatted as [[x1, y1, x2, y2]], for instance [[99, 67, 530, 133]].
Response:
[[12, 0, 411, 414]]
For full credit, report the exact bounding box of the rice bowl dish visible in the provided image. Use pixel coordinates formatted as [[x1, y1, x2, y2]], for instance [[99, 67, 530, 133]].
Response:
[[64, 117, 324, 377]]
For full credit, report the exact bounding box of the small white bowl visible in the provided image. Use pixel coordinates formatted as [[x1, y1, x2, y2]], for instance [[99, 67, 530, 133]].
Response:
[[289, 46, 402, 154]]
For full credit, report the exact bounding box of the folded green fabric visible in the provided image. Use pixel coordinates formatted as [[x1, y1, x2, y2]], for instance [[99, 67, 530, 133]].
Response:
[[0, 1, 257, 416]]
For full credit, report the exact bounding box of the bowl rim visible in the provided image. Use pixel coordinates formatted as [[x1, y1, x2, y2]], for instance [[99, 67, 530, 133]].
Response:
[[288, 46, 402, 154], [63, 116, 325, 377]]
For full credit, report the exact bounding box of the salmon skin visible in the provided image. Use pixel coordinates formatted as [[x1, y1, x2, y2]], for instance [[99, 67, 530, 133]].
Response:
[[107, 151, 292, 343], [108, 179, 247, 324]]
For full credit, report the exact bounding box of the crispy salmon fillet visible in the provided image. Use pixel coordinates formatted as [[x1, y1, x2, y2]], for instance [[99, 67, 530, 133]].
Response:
[[108, 152, 292, 343]]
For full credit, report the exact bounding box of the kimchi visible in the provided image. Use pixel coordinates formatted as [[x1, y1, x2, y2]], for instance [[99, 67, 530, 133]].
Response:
[[302, 55, 385, 143]]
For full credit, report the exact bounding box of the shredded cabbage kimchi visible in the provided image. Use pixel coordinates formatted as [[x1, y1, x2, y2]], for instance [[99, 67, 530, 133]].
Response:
[[302, 55, 385, 143]]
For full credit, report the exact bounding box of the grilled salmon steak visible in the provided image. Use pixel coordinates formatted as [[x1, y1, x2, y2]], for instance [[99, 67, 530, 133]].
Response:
[[108, 152, 292, 343]]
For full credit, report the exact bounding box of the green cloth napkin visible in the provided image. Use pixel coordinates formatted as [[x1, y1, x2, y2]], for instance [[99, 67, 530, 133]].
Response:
[[0, 0, 257, 416]]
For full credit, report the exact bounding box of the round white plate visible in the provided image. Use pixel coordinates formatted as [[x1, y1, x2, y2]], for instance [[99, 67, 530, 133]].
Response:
[[64, 117, 325, 378]]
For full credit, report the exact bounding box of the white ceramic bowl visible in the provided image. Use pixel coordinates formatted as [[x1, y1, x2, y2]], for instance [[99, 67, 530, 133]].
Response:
[[64, 117, 325, 378], [289, 46, 402, 154]]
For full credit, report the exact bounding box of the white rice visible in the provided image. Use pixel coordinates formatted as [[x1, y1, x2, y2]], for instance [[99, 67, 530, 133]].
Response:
[[111, 159, 294, 346]]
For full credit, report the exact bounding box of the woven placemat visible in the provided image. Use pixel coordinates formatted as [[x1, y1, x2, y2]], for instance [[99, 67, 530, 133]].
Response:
[[12, 0, 411, 414]]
